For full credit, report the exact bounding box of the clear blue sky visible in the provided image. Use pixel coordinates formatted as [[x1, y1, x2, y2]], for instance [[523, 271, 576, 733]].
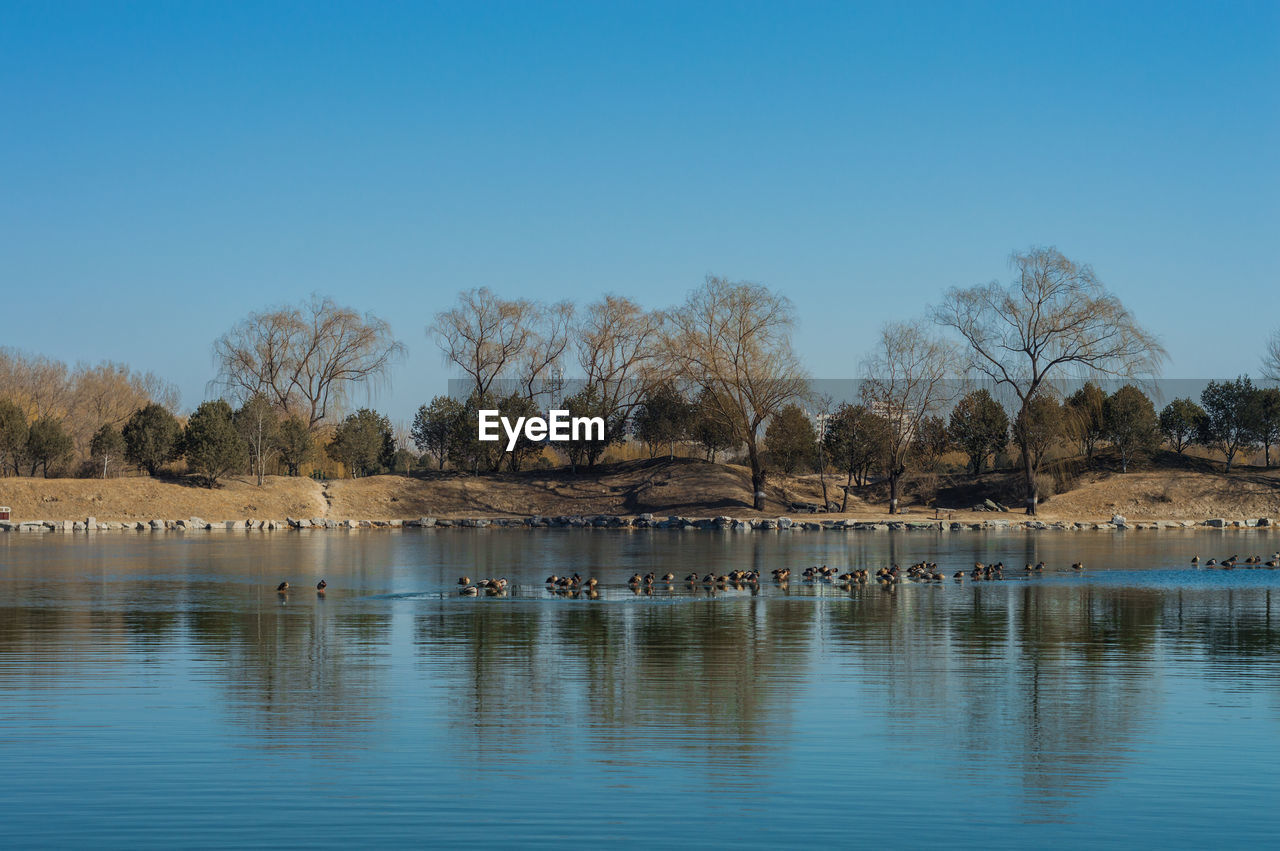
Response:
[[1, 1, 1276, 424]]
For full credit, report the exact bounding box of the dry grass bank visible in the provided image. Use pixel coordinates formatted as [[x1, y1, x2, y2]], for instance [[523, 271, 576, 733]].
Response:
[[1, 456, 1277, 523]]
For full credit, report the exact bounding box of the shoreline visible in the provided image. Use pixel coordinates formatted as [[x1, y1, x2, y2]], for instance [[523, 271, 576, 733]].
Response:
[[2, 512, 1275, 534]]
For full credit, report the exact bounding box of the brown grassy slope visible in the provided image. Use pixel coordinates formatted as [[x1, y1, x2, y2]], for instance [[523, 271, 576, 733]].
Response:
[[1, 455, 1276, 523], [0, 475, 327, 523], [326, 458, 841, 518]]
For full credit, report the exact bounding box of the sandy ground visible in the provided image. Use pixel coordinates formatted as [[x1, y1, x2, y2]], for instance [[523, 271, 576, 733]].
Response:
[[1, 457, 1277, 523]]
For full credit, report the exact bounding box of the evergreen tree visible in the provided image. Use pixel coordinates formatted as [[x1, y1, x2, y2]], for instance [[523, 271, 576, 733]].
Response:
[[1200, 377, 1258, 472], [633, 383, 693, 459], [328, 408, 394, 477], [823, 403, 890, 510], [277, 416, 314, 476], [412, 395, 466, 470], [689, 387, 738, 462], [26, 416, 73, 477], [947, 389, 1009, 475], [1103, 384, 1159, 472], [1247, 387, 1280, 468], [764, 404, 817, 474], [184, 399, 247, 486], [1159, 397, 1206, 455], [122, 403, 182, 476]]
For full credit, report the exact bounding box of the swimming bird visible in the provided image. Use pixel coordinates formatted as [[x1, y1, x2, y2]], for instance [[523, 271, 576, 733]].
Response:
[[459, 585, 478, 596], [457, 576, 471, 586], [1191, 556, 1200, 564], [1071, 562, 1084, 571], [316, 579, 327, 592], [276, 581, 289, 592]]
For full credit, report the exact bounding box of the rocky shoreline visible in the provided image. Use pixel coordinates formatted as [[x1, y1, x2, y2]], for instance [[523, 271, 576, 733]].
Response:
[[0, 512, 1275, 534]]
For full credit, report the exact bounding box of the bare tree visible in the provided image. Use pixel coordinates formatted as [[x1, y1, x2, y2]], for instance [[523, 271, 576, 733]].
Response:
[[0, 347, 70, 420], [812, 393, 835, 510], [234, 393, 279, 486], [859, 321, 958, 514], [575, 295, 665, 446], [429, 288, 536, 398], [1264, 329, 1280, 383], [517, 300, 575, 403], [213, 295, 404, 429], [69, 361, 179, 457], [934, 247, 1165, 514], [664, 276, 807, 510]]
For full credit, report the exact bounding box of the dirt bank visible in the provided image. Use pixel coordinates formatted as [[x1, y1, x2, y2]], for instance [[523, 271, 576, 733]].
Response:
[[1, 457, 1277, 525]]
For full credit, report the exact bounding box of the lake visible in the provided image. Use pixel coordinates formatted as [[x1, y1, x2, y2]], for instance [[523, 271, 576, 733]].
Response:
[[1, 528, 1278, 848]]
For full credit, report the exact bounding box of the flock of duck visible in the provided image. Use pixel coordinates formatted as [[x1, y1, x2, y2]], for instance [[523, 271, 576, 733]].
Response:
[[272, 552, 1280, 598], [453, 560, 1092, 597], [1192, 553, 1280, 568]]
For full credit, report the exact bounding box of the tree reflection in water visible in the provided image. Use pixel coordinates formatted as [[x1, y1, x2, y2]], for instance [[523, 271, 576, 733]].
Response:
[[3, 529, 1280, 824]]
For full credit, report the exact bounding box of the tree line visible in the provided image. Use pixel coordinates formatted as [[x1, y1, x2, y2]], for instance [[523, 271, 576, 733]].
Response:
[[4, 248, 1280, 511]]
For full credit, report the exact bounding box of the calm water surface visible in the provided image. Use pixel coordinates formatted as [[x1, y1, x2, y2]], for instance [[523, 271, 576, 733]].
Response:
[[2, 528, 1279, 848]]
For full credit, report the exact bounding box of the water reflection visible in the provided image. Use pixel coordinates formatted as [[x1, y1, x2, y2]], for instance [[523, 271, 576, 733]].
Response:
[[1, 531, 1280, 844]]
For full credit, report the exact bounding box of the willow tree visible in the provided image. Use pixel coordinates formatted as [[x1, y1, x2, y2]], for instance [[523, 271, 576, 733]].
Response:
[[574, 294, 665, 451], [214, 295, 404, 429], [429, 287, 536, 399], [664, 276, 807, 511], [859, 320, 958, 514], [934, 247, 1165, 514]]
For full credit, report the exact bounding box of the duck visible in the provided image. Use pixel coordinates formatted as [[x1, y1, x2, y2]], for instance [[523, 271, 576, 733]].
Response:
[[459, 585, 478, 596], [628, 573, 642, 586], [584, 577, 599, 590], [316, 579, 327, 592], [276, 581, 289, 592], [1071, 562, 1084, 571], [457, 576, 472, 586], [661, 572, 675, 582], [953, 571, 965, 580], [1191, 556, 1200, 564], [685, 573, 699, 584], [545, 574, 559, 585]]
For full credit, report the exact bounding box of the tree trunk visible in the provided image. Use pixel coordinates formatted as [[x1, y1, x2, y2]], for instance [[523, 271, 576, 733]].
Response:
[[747, 441, 766, 511], [842, 470, 852, 512], [1021, 444, 1037, 516], [888, 470, 900, 514]]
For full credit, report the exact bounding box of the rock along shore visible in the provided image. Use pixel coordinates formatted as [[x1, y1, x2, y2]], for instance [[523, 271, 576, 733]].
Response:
[[0, 513, 1274, 534]]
